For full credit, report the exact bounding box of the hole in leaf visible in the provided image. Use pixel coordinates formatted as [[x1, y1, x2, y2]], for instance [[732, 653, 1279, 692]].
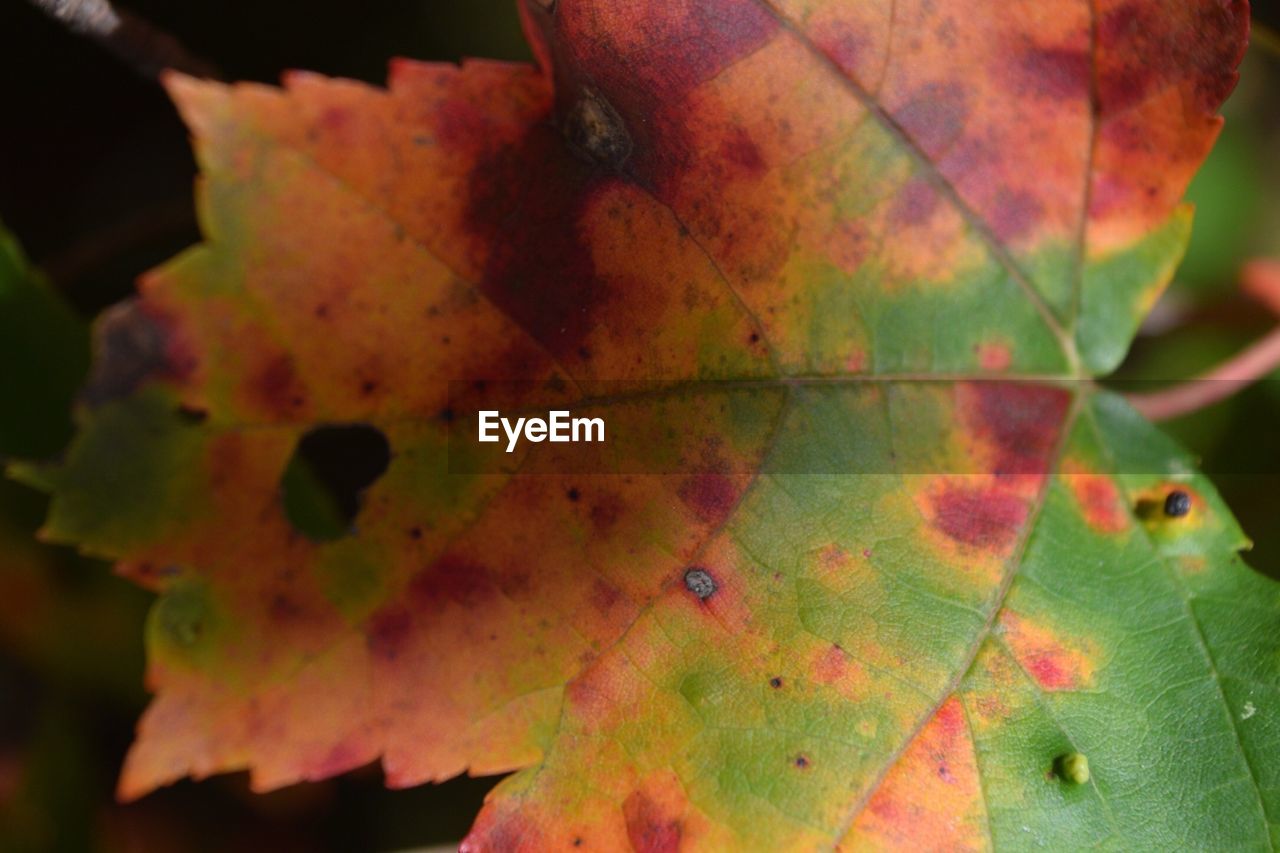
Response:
[[281, 424, 391, 541]]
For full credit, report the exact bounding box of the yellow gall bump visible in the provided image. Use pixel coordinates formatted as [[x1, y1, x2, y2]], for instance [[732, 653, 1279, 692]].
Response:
[[1056, 752, 1090, 785]]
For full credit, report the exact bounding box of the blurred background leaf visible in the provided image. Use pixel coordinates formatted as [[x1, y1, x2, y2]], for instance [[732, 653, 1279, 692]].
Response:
[[0, 225, 88, 459]]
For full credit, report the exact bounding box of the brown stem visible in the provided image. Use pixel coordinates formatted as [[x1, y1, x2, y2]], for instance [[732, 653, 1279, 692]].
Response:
[[27, 0, 220, 80], [1126, 324, 1280, 421]]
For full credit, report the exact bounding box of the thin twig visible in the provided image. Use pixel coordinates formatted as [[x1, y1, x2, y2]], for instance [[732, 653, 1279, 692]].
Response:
[[27, 0, 220, 80], [1126, 325, 1280, 421]]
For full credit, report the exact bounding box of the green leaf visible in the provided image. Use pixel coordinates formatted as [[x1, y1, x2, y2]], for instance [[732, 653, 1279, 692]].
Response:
[[0, 224, 89, 459]]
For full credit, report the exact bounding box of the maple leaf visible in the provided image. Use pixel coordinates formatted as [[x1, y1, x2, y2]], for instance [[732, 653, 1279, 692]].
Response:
[[14, 0, 1280, 848]]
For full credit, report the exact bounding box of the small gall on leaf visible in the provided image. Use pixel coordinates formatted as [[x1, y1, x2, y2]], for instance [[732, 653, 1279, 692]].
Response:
[[683, 567, 717, 601], [1055, 752, 1090, 785], [1164, 490, 1192, 518], [563, 87, 632, 170]]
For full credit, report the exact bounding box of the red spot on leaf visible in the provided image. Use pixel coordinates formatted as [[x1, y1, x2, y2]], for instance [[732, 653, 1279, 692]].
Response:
[[1018, 47, 1090, 100], [434, 95, 494, 149], [1063, 463, 1129, 535], [1000, 612, 1096, 692], [814, 644, 848, 684], [895, 82, 968, 155], [931, 483, 1027, 551], [319, 106, 350, 132], [623, 790, 682, 853], [1098, 2, 1246, 115], [962, 382, 1070, 475], [465, 119, 616, 361], [718, 127, 766, 178], [408, 555, 495, 608], [989, 188, 1044, 243], [815, 25, 869, 75], [589, 491, 626, 532], [308, 737, 370, 781], [589, 579, 623, 615], [268, 594, 304, 624], [1027, 656, 1070, 689], [891, 179, 941, 227], [974, 341, 1012, 371], [247, 352, 306, 415], [365, 606, 413, 662], [462, 808, 544, 853], [677, 473, 738, 524]]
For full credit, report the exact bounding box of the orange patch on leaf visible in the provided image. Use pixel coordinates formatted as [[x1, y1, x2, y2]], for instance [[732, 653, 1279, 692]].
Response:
[[811, 643, 871, 701], [844, 698, 986, 851], [974, 341, 1012, 371], [1061, 460, 1130, 535], [999, 611, 1097, 692]]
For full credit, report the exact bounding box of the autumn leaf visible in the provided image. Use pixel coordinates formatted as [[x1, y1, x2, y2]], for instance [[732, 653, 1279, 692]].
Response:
[[14, 0, 1280, 848]]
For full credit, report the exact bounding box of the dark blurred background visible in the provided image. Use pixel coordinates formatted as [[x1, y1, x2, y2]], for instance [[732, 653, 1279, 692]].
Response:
[[0, 1, 1278, 850]]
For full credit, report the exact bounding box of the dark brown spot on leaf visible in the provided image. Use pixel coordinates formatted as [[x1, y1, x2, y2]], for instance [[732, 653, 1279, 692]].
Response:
[[563, 87, 632, 169]]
